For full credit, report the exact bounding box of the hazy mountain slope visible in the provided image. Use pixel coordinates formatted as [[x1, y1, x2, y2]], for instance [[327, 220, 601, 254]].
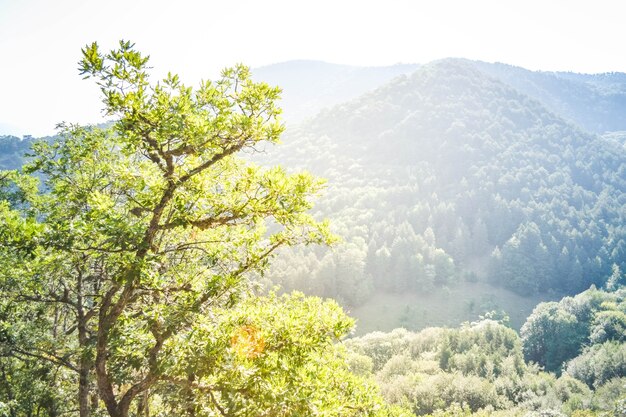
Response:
[[556, 70, 626, 94], [253, 60, 419, 123], [0, 136, 35, 170], [258, 59, 625, 320], [471, 60, 626, 134], [254, 59, 626, 135]]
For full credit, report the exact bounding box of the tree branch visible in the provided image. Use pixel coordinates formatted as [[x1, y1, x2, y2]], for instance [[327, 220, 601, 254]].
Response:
[[178, 140, 247, 184], [8, 347, 79, 373], [157, 213, 242, 231]]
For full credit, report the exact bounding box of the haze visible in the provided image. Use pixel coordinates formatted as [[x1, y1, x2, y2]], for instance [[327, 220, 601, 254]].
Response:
[[0, 0, 624, 137]]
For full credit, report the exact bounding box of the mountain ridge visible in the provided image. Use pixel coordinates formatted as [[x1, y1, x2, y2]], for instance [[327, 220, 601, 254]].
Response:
[[255, 58, 626, 135]]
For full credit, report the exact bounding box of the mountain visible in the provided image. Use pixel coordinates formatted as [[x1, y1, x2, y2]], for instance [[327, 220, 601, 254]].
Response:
[[471, 60, 626, 134], [253, 60, 419, 123], [0, 135, 35, 170], [253, 59, 626, 135], [257, 59, 625, 331]]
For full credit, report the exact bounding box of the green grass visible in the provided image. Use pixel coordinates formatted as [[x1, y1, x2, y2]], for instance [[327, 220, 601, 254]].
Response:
[[346, 281, 560, 335]]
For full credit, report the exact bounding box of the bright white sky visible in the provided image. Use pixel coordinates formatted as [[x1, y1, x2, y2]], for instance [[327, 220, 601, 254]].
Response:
[[1, 0, 624, 137]]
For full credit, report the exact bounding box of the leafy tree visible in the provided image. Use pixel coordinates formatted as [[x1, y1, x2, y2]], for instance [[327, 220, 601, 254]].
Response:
[[605, 263, 625, 291], [521, 287, 626, 376], [0, 41, 402, 417], [521, 302, 586, 373], [565, 341, 626, 387], [588, 309, 626, 344]]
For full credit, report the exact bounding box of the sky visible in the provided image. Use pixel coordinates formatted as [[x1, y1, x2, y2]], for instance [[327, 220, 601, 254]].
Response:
[[1, 0, 624, 137]]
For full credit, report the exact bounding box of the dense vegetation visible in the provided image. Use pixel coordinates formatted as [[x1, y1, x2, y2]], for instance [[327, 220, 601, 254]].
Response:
[[345, 287, 626, 416], [4, 61, 626, 321]]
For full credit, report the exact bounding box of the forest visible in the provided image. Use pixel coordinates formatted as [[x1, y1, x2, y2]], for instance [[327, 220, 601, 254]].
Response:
[[260, 59, 625, 320], [0, 43, 625, 416]]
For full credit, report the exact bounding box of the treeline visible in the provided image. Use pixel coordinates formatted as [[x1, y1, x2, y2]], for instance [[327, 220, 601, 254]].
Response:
[[344, 286, 626, 416], [521, 270, 626, 375]]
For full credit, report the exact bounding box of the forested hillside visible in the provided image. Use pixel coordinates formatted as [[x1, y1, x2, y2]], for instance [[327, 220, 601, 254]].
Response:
[[255, 59, 626, 329], [256, 59, 626, 133], [472, 60, 626, 134], [0, 136, 36, 170]]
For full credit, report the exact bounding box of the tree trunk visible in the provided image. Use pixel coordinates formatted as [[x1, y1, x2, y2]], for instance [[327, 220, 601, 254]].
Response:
[[91, 391, 99, 415], [186, 374, 196, 417], [136, 391, 149, 417], [77, 266, 92, 417], [78, 359, 91, 417]]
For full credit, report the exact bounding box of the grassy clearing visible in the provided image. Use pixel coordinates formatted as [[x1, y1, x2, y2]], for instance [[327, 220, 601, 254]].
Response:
[[346, 281, 561, 335]]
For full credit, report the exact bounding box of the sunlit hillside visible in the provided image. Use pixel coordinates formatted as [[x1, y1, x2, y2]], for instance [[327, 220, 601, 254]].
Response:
[[251, 59, 625, 334]]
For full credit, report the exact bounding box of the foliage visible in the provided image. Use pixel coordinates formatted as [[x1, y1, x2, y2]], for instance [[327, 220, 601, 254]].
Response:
[[565, 342, 626, 387], [2, 46, 626, 417], [346, 296, 626, 417], [3, 59, 626, 333], [521, 287, 626, 374], [345, 321, 531, 414], [151, 292, 403, 416]]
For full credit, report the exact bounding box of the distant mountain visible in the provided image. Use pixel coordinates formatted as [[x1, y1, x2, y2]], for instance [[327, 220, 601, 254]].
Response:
[[259, 59, 625, 319], [471, 60, 626, 134], [253, 59, 626, 135], [253, 60, 419, 123], [0, 135, 35, 170]]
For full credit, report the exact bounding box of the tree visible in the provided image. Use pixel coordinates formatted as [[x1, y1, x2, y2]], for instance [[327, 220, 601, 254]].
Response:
[[565, 340, 626, 388], [0, 41, 402, 417], [521, 302, 586, 373]]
